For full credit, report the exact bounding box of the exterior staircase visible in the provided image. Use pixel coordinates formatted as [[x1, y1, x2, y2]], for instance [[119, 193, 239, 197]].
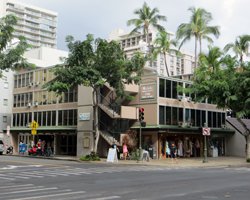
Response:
[[98, 103, 120, 119], [99, 130, 121, 146]]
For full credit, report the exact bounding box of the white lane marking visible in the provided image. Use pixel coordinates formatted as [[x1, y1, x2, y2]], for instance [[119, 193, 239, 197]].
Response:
[[11, 191, 85, 200], [0, 165, 42, 170], [42, 170, 69, 176], [86, 196, 121, 200], [1, 186, 44, 191], [6, 173, 30, 179], [0, 184, 33, 189], [0, 187, 58, 195], [20, 172, 44, 178], [28, 171, 57, 177], [0, 175, 15, 180]]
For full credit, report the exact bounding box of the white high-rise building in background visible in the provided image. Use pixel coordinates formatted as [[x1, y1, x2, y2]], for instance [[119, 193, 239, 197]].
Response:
[[109, 28, 195, 77], [0, 0, 57, 49]]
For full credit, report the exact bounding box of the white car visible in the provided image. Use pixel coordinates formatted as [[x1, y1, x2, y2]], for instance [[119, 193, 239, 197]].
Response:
[[0, 140, 4, 155]]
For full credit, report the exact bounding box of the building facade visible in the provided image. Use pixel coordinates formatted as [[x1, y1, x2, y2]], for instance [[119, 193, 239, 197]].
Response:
[[0, 0, 57, 49]]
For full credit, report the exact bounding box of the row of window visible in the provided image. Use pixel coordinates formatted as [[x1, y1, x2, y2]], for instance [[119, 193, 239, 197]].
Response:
[[14, 69, 54, 88], [13, 88, 78, 107], [12, 109, 77, 127], [159, 106, 226, 128]]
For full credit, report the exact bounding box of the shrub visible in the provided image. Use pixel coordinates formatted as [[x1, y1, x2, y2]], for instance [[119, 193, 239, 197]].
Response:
[[80, 151, 100, 161], [246, 158, 250, 163]]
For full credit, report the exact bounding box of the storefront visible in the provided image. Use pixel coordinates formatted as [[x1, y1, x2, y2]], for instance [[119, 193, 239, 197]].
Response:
[[7, 127, 77, 156], [133, 126, 234, 159]]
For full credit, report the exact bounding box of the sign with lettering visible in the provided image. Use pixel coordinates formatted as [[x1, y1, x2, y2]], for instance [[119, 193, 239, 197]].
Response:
[[79, 113, 91, 121], [106, 148, 118, 163], [140, 84, 155, 100]]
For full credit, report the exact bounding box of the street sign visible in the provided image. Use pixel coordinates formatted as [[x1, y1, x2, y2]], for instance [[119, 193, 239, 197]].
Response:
[[31, 129, 37, 135], [202, 127, 211, 136], [30, 121, 39, 129]]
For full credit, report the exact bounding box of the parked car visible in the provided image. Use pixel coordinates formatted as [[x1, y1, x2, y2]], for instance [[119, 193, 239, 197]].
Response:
[[0, 140, 4, 155]]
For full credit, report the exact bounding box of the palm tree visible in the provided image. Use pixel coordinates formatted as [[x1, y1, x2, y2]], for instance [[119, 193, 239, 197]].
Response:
[[224, 34, 250, 65], [153, 30, 177, 76], [176, 7, 220, 69], [127, 2, 167, 47]]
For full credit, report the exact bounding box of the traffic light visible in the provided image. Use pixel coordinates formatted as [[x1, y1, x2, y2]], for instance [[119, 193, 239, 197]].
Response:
[[139, 107, 144, 122]]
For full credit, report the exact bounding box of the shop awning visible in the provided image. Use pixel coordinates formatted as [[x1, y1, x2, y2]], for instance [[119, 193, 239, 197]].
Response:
[[3, 126, 77, 133], [130, 124, 235, 135]]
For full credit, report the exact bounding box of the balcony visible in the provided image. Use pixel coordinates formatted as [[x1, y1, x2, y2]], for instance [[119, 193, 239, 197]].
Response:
[[124, 83, 139, 94]]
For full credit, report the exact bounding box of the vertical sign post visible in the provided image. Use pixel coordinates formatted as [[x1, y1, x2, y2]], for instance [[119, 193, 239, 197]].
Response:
[[202, 127, 210, 163]]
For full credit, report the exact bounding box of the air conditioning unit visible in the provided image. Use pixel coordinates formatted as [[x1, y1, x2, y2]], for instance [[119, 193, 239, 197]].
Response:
[[34, 101, 39, 106], [35, 82, 40, 86], [178, 122, 183, 127], [28, 82, 33, 87], [27, 102, 31, 107], [177, 95, 183, 101], [186, 97, 192, 102]]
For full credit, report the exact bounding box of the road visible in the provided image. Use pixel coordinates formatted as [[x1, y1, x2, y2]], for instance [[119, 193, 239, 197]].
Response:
[[0, 156, 250, 200]]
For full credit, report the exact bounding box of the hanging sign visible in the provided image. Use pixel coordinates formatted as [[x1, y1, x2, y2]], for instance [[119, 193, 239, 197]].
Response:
[[202, 127, 211, 136]]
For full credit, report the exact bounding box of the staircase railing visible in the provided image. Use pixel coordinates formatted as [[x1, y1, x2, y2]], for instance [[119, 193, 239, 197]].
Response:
[[98, 92, 121, 115], [99, 120, 120, 144]]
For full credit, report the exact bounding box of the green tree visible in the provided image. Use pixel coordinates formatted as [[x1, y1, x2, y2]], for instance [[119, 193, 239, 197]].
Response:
[[0, 14, 30, 78], [153, 30, 177, 76], [44, 34, 145, 153], [176, 7, 220, 68], [224, 34, 250, 65], [192, 46, 250, 160], [127, 2, 166, 46]]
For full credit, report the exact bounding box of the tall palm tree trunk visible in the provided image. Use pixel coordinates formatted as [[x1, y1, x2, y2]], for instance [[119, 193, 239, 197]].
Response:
[[163, 52, 170, 76], [194, 37, 198, 69], [199, 37, 202, 55]]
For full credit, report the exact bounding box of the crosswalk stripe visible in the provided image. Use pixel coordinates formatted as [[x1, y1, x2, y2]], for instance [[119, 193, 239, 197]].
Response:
[[86, 196, 121, 200], [0, 175, 15, 180], [0, 187, 58, 195], [11, 191, 86, 200], [0, 184, 33, 189]]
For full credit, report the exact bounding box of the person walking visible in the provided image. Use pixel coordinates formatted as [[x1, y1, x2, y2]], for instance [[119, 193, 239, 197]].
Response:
[[123, 143, 128, 160]]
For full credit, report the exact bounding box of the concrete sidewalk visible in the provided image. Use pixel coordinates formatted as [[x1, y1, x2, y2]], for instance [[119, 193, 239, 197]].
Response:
[[57, 156, 250, 168], [7, 154, 250, 168], [109, 157, 250, 168]]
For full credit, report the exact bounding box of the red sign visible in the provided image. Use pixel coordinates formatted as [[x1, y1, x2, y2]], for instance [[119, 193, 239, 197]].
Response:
[[202, 127, 211, 136]]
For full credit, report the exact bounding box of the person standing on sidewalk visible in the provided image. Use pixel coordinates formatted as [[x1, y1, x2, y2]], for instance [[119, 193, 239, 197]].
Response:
[[123, 143, 128, 160], [170, 143, 178, 163]]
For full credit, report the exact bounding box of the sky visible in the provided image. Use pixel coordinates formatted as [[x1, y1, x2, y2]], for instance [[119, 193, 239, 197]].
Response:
[[16, 0, 250, 54]]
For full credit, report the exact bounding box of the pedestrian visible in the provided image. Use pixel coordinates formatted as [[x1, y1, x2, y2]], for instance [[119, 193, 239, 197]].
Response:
[[165, 141, 170, 158], [123, 143, 128, 160], [170, 143, 178, 163]]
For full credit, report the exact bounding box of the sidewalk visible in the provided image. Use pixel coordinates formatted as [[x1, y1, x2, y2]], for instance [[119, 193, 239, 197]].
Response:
[[7, 154, 250, 168], [110, 157, 250, 168]]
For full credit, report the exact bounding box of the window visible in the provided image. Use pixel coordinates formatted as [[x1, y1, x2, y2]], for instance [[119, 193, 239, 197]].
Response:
[[3, 116, 7, 123], [3, 99, 8, 106], [4, 82, 9, 89]]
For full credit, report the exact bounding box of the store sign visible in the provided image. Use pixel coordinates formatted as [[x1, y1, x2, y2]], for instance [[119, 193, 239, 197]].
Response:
[[79, 113, 90, 121], [140, 84, 155, 99], [202, 127, 211, 136]]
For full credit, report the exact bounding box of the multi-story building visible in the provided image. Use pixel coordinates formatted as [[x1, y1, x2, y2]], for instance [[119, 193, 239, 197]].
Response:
[[0, 0, 57, 49], [5, 29, 239, 158], [0, 71, 14, 146], [109, 28, 195, 77], [1, 46, 68, 153]]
